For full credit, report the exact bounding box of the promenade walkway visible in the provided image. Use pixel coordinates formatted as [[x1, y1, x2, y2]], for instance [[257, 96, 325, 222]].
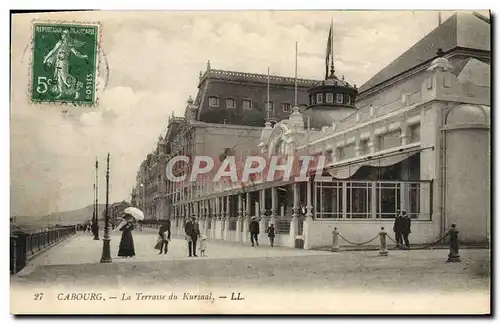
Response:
[[16, 229, 332, 275], [10, 228, 490, 314]]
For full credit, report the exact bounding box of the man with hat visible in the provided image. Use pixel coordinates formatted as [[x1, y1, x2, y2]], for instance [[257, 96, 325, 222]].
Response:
[[184, 215, 201, 257], [400, 210, 412, 249], [249, 216, 260, 247], [393, 209, 404, 248]]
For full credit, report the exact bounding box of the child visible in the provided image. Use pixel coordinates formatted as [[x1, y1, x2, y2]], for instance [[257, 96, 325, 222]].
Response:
[[199, 235, 207, 256], [266, 223, 276, 247]]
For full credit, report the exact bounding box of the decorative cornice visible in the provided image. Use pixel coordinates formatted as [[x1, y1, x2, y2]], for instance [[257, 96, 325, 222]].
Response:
[[358, 47, 490, 101], [198, 69, 320, 88]]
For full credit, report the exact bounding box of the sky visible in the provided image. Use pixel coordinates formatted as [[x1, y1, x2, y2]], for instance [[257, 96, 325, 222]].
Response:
[[11, 10, 472, 216]]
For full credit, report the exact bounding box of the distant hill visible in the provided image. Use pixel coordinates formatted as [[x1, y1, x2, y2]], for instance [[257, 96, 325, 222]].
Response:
[[14, 204, 106, 232]]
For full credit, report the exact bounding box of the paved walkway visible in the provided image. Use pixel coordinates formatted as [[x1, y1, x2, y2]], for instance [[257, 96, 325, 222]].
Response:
[[17, 229, 332, 275], [11, 229, 490, 314]]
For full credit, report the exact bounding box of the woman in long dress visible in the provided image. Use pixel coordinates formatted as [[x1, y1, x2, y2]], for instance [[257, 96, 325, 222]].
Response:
[[118, 220, 136, 258]]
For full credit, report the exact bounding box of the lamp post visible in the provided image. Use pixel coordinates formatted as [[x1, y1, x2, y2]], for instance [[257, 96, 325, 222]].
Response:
[[100, 153, 112, 263], [93, 159, 100, 240], [140, 183, 145, 216]]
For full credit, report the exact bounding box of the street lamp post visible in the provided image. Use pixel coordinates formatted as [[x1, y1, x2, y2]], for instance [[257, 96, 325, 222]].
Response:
[[93, 159, 100, 240], [100, 153, 112, 263]]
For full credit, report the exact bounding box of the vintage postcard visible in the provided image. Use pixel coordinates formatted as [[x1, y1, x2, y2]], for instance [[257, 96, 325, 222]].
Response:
[[10, 10, 491, 315]]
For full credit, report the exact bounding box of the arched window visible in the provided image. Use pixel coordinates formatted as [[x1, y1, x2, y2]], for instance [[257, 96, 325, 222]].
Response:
[[209, 97, 219, 107], [317, 93, 323, 104], [243, 99, 252, 110], [225, 98, 236, 109]]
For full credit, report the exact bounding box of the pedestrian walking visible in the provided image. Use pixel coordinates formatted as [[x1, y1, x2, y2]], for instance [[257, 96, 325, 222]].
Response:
[[400, 210, 412, 249], [266, 223, 275, 247], [157, 221, 171, 255], [249, 216, 260, 246], [184, 216, 200, 257], [117, 217, 136, 258], [393, 211, 403, 248]]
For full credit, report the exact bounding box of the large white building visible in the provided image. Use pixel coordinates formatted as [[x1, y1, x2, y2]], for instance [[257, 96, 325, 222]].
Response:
[[167, 12, 490, 248]]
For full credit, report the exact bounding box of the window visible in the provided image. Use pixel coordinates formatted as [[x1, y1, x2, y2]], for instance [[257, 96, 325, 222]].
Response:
[[336, 94, 343, 103], [346, 95, 351, 105], [265, 101, 274, 113], [316, 93, 323, 103], [326, 93, 334, 103], [226, 98, 236, 109], [243, 99, 252, 110], [209, 97, 219, 107], [282, 103, 292, 112]]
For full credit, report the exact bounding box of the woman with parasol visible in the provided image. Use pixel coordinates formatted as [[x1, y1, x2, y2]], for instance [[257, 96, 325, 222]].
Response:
[[115, 207, 144, 258]]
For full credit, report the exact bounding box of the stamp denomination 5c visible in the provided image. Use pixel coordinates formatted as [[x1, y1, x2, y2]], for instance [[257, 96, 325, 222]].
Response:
[[31, 22, 100, 105]]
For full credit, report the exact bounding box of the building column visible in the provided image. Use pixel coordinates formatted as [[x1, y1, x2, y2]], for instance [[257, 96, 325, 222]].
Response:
[[236, 194, 243, 242], [224, 195, 230, 240], [259, 189, 267, 235], [371, 182, 377, 218], [304, 179, 314, 250], [289, 182, 299, 248], [243, 192, 251, 243], [271, 187, 277, 225]]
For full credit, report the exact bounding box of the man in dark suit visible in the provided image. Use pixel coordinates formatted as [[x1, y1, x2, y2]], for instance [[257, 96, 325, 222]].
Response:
[[249, 216, 260, 247], [158, 219, 171, 255], [400, 210, 412, 249], [184, 216, 200, 257], [393, 211, 403, 248]]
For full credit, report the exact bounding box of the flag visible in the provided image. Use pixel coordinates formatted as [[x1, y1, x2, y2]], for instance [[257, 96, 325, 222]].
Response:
[[325, 22, 333, 78]]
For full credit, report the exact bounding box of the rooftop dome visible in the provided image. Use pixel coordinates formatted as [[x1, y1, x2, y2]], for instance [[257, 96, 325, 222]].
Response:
[[303, 66, 358, 128], [302, 24, 358, 128]]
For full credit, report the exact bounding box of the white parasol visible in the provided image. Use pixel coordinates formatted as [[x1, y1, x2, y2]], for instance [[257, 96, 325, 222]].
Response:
[[123, 207, 144, 221]]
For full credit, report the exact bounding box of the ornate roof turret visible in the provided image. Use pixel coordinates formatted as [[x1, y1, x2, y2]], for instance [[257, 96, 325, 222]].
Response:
[[185, 95, 198, 120], [303, 24, 358, 128], [427, 48, 453, 72]]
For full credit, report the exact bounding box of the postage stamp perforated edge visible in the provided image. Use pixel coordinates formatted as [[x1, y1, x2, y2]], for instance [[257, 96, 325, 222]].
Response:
[[28, 19, 103, 108]]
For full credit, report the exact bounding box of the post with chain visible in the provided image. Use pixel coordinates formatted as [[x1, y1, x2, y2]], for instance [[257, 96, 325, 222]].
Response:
[[331, 227, 339, 252], [378, 227, 388, 256], [447, 224, 460, 262]]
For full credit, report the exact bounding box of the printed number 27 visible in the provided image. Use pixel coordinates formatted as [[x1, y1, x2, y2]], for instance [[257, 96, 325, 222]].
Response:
[[34, 293, 44, 301]]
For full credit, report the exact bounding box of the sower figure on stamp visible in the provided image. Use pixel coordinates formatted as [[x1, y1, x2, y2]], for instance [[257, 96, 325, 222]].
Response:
[[393, 211, 403, 248], [400, 210, 412, 249], [184, 216, 200, 257], [158, 220, 171, 255], [249, 216, 260, 247], [43, 30, 88, 99]]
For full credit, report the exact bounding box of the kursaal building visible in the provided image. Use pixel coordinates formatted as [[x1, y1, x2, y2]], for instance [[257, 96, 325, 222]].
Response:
[[134, 12, 490, 249]]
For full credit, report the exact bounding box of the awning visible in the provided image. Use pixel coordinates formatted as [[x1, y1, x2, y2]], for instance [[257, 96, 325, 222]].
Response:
[[326, 151, 418, 179]]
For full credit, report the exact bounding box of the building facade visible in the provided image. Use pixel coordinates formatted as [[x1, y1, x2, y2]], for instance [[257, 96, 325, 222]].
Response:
[[166, 12, 490, 248], [131, 64, 320, 221]]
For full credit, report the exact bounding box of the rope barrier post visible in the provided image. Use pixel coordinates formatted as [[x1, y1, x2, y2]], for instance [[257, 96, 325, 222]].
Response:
[[378, 227, 388, 256], [447, 224, 460, 263], [331, 227, 339, 252]]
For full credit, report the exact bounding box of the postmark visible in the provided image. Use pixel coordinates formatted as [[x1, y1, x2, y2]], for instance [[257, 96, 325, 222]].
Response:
[[30, 21, 100, 106]]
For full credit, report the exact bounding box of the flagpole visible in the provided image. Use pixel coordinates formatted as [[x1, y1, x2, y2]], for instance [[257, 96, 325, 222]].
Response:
[[294, 41, 298, 106], [267, 67, 270, 120], [330, 20, 334, 75], [438, 11, 442, 26]]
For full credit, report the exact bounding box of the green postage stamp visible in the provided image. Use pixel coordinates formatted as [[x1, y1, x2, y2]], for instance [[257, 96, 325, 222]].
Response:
[[30, 22, 100, 105]]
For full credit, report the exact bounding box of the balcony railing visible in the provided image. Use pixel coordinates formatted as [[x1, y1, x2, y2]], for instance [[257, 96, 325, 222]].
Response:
[[10, 225, 77, 275]]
